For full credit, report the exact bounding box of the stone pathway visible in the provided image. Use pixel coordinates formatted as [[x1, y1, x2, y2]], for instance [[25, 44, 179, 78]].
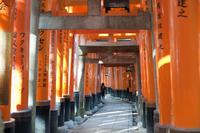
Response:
[[68, 95, 146, 133]]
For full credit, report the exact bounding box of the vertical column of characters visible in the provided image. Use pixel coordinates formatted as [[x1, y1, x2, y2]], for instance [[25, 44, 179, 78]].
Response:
[[49, 30, 57, 110], [36, 30, 50, 101], [62, 30, 69, 96], [154, 0, 172, 130], [11, 0, 31, 112], [56, 30, 64, 102]]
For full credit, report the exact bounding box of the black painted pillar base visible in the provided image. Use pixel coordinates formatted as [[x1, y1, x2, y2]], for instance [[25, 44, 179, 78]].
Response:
[[70, 101, 75, 121], [154, 110, 159, 130], [116, 90, 120, 98], [169, 127, 200, 133], [118, 90, 121, 98], [50, 109, 58, 133], [128, 92, 131, 101], [114, 90, 117, 97], [92, 93, 96, 107], [4, 118, 15, 133], [36, 101, 50, 133], [110, 89, 113, 96], [63, 95, 70, 121], [146, 104, 156, 133], [85, 95, 91, 111], [117, 90, 122, 98], [96, 93, 101, 104], [11, 109, 32, 133], [123, 90, 126, 99], [94, 93, 98, 107], [90, 95, 94, 110], [107, 88, 110, 94], [130, 92, 133, 102], [58, 98, 65, 127], [121, 90, 123, 98], [155, 124, 169, 133], [142, 100, 146, 128], [74, 92, 79, 116]]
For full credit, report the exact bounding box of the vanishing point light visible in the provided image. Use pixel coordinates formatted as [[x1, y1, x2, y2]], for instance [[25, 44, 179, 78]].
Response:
[[98, 60, 104, 64]]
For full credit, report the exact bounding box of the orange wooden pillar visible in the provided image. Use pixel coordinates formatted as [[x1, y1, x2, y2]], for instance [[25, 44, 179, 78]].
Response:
[[144, 30, 156, 133], [169, 1, 200, 132], [84, 63, 91, 111], [48, 30, 58, 132], [96, 64, 101, 103], [100, 66, 104, 84], [0, 0, 15, 131], [122, 67, 128, 99], [129, 72, 133, 98], [144, 31, 156, 106], [62, 31, 69, 97], [68, 32, 75, 120], [111, 67, 115, 89], [131, 66, 137, 101], [138, 32, 148, 101], [95, 64, 99, 104], [93, 63, 98, 106], [110, 67, 114, 96], [133, 64, 138, 94], [10, 0, 32, 132], [103, 67, 107, 87], [36, 30, 50, 105], [89, 55, 97, 108], [138, 31, 149, 129], [56, 30, 66, 126], [56, 30, 63, 102], [113, 67, 117, 97], [35, 29, 51, 133], [90, 63, 95, 109], [49, 30, 57, 112], [35, 2, 52, 130], [153, 0, 172, 132], [62, 30, 71, 121], [116, 67, 121, 98]]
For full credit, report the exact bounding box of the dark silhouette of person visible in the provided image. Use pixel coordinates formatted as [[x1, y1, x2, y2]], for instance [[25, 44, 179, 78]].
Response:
[[101, 83, 105, 99], [126, 87, 130, 100]]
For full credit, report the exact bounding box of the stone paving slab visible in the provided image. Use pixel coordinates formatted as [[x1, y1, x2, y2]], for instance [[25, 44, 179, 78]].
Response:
[[68, 95, 146, 133]]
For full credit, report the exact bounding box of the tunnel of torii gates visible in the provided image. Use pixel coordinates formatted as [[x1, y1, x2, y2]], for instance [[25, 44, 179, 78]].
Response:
[[0, 0, 200, 133]]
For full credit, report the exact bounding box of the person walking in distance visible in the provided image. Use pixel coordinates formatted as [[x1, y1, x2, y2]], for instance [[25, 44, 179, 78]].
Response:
[[101, 83, 105, 99]]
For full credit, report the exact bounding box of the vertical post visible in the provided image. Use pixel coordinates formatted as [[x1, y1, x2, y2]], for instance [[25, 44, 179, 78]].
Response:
[[144, 30, 156, 133], [69, 33, 75, 121], [96, 64, 101, 104], [49, 30, 58, 133], [35, 1, 54, 132], [56, 30, 65, 127], [62, 30, 70, 122], [35, 30, 51, 133], [138, 31, 147, 129], [74, 35, 80, 117], [11, 0, 32, 132], [29, 0, 41, 132], [78, 53, 85, 117], [74, 35, 86, 117], [0, 0, 15, 132], [153, 0, 171, 132], [149, 0, 160, 129], [169, 1, 200, 132], [84, 63, 91, 113]]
